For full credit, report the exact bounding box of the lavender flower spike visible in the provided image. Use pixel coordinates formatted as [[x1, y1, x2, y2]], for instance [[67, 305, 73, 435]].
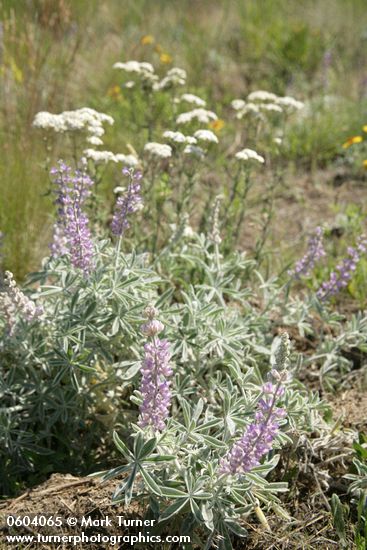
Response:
[[289, 226, 325, 278], [50, 161, 94, 274], [317, 234, 367, 301], [138, 305, 173, 432], [219, 333, 289, 476], [111, 167, 142, 237]]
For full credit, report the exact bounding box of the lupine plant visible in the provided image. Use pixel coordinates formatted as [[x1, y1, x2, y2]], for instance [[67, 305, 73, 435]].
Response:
[[1, 54, 366, 549], [102, 333, 320, 549]]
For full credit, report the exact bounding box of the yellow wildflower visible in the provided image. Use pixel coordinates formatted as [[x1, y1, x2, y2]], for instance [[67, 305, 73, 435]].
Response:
[[363, 125, 367, 133], [141, 34, 154, 45], [107, 85, 122, 100], [342, 135, 363, 148], [363, 160, 367, 169], [160, 52, 173, 64], [209, 119, 225, 133]]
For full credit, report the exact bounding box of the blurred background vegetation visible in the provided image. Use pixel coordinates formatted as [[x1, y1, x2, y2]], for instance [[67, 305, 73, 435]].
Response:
[[0, 0, 367, 278]]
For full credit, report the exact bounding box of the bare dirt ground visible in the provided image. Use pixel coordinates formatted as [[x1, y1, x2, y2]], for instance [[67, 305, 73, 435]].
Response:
[[245, 168, 367, 255]]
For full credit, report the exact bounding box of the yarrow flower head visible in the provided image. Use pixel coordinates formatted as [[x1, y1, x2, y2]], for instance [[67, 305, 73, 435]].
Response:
[[138, 306, 173, 432], [144, 142, 172, 158], [247, 90, 279, 103], [153, 67, 187, 91], [231, 91, 304, 120], [0, 271, 43, 335], [113, 60, 155, 74], [50, 161, 94, 274], [179, 93, 206, 107], [288, 226, 326, 278], [113, 60, 158, 88], [183, 144, 205, 158], [235, 148, 265, 164], [33, 108, 114, 144], [219, 333, 289, 476], [111, 168, 143, 237], [194, 129, 219, 144], [316, 235, 367, 301], [162, 130, 188, 144], [83, 149, 139, 166], [176, 108, 218, 125]]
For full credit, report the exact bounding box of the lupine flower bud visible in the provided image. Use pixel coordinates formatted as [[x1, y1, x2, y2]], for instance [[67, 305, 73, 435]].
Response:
[[111, 168, 142, 237], [0, 271, 43, 335], [208, 195, 222, 245], [144, 305, 159, 320], [138, 307, 172, 432], [273, 332, 290, 371], [141, 319, 164, 337]]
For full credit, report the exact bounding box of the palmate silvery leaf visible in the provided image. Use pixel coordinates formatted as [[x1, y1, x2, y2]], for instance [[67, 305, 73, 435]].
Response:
[[139, 468, 162, 496], [113, 431, 133, 460], [113, 465, 137, 504], [199, 434, 227, 449], [224, 519, 248, 538], [144, 455, 176, 463], [99, 464, 132, 482], [117, 360, 142, 381], [159, 486, 188, 498], [201, 502, 214, 531], [159, 498, 189, 522], [138, 437, 158, 459]]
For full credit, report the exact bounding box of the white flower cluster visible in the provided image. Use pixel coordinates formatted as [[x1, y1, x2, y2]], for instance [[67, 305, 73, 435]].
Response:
[[159, 128, 217, 160], [169, 221, 195, 238], [113, 60, 154, 74], [144, 142, 172, 158], [163, 131, 193, 144], [176, 108, 218, 125], [235, 148, 265, 164], [83, 149, 138, 166], [231, 90, 304, 119], [154, 67, 187, 91], [33, 108, 114, 140], [179, 93, 206, 107], [113, 61, 188, 92], [194, 129, 218, 143], [183, 144, 205, 158], [113, 60, 158, 87]]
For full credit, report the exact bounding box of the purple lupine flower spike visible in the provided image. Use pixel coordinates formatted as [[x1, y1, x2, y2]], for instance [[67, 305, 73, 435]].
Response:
[[219, 384, 286, 475], [317, 234, 367, 300], [50, 161, 94, 274], [111, 168, 142, 237], [289, 226, 325, 278], [220, 333, 289, 476], [138, 306, 173, 432]]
